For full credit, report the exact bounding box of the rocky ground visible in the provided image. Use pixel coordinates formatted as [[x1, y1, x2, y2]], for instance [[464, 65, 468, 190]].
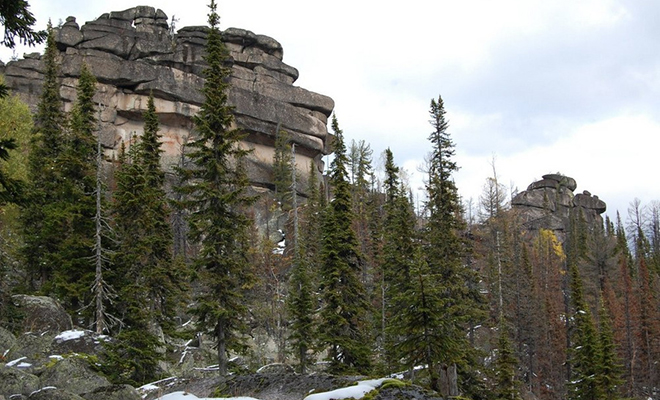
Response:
[[1, 295, 443, 400]]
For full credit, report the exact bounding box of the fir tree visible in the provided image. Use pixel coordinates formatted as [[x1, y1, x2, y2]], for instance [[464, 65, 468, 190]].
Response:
[[0, 138, 21, 204], [175, 0, 254, 376], [107, 94, 188, 383], [381, 148, 417, 370], [53, 62, 98, 316], [318, 115, 371, 374], [596, 297, 623, 400], [391, 246, 448, 391], [21, 23, 66, 289], [567, 262, 603, 400], [287, 243, 315, 373], [421, 95, 485, 395], [493, 320, 522, 400], [272, 129, 293, 210]]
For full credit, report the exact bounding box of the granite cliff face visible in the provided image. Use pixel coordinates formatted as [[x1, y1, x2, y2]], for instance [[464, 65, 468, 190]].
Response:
[[511, 173, 606, 234], [2, 6, 333, 190]]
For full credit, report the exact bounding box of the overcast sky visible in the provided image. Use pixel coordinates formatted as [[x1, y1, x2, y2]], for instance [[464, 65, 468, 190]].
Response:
[[3, 0, 660, 220]]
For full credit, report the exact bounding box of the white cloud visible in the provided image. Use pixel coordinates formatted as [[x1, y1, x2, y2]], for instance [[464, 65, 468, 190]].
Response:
[[2, 0, 659, 221]]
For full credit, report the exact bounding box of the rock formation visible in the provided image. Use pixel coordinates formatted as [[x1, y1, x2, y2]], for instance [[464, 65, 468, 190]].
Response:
[[511, 173, 606, 235], [2, 6, 334, 191]]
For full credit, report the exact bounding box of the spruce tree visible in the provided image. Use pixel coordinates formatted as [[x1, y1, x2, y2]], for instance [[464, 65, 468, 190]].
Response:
[[567, 262, 603, 400], [596, 297, 623, 400], [318, 115, 371, 374], [21, 23, 66, 289], [272, 129, 293, 210], [175, 0, 254, 376], [0, 138, 21, 204], [381, 148, 417, 370], [493, 320, 522, 400], [391, 246, 448, 391], [421, 95, 484, 395], [287, 242, 315, 373], [53, 62, 98, 316], [107, 94, 188, 383]]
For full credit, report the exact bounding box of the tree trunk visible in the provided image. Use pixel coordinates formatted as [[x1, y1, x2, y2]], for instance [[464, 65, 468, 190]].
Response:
[[217, 319, 228, 375], [439, 363, 458, 397]]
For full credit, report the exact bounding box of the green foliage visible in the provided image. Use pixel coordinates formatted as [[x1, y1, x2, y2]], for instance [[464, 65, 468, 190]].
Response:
[[0, 0, 46, 98], [286, 249, 315, 373], [418, 95, 485, 393], [50, 62, 98, 316], [0, 94, 27, 309], [111, 93, 186, 334], [492, 321, 522, 400], [390, 246, 451, 391], [382, 148, 417, 370], [567, 263, 604, 400], [0, 0, 46, 48], [273, 129, 293, 210], [21, 23, 66, 290], [318, 115, 371, 374], [100, 329, 164, 386], [174, 0, 254, 376], [596, 298, 623, 399], [379, 378, 409, 390]]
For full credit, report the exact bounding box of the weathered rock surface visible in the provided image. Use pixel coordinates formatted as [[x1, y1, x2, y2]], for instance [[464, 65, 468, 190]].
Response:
[[6, 332, 55, 370], [141, 373, 443, 400], [10, 295, 72, 334], [50, 329, 107, 356], [28, 387, 85, 400], [4, 6, 333, 192], [39, 357, 111, 395], [0, 367, 40, 398], [0, 326, 17, 354], [81, 384, 142, 400], [511, 173, 606, 234]]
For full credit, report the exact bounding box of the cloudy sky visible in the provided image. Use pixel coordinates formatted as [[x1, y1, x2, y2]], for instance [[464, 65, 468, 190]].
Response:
[[3, 0, 660, 220]]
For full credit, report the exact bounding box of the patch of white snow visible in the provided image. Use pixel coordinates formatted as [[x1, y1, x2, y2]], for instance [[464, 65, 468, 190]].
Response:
[[54, 329, 86, 341], [303, 378, 389, 400], [5, 356, 27, 367], [158, 392, 261, 400]]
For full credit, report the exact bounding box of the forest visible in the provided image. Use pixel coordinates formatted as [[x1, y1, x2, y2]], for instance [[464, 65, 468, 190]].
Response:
[[1, 1, 659, 400]]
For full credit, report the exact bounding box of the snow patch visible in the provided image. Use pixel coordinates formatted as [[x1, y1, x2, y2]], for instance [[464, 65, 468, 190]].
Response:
[[30, 386, 57, 396], [159, 392, 260, 400], [54, 329, 86, 341], [304, 378, 389, 400], [5, 356, 27, 367]]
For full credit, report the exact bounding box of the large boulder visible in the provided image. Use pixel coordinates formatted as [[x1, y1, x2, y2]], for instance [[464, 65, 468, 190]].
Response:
[[50, 330, 107, 356], [39, 357, 111, 395], [10, 295, 72, 334], [28, 387, 85, 400], [5, 332, 55, 370], [0, 367, 40, 398], [0, 326, 17, 355], [81, 384, 141, 400]]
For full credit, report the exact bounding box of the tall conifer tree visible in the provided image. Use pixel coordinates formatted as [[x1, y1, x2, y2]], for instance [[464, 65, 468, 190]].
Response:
[[381, 148, 417, 370], [318, 115, 371, 374], [175, 0, 254, 376], [21, 23, 66, 289], [53, 62, 98, 316], [567, 262, 603, 400], [421, 95, 484, 395]]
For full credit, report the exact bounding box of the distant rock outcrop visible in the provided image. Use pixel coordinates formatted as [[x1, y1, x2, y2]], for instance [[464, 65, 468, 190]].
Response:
[[511, 173, 606, 234], [3, 6, 333, 191]]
